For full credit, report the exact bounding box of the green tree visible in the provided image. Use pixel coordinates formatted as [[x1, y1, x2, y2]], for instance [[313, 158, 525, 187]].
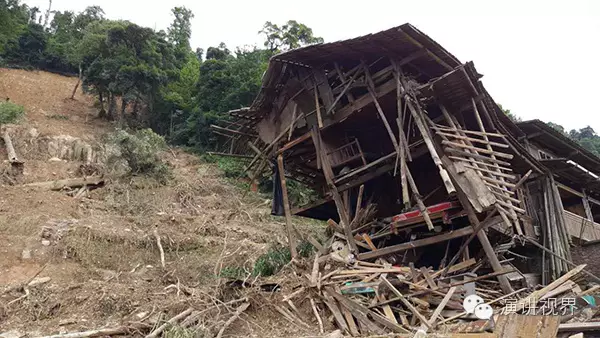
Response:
[[497, 103, 521, 123], [206, 42, 230, 61], [79, 20, 176, 120], [167, 6, 193, 65], [4, 22, 47, 67], [259, 20, 323, 53], [0, 0, 29, 54], [545, 122, 600, 157], [546, 122, 566, 134]]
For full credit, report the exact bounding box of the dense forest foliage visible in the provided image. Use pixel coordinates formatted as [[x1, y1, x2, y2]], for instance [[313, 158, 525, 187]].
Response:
[[0, 0, 322, 151], [499, 107, 600, 156], [2, 0, 598, 158], [546, 123, 600, 157]]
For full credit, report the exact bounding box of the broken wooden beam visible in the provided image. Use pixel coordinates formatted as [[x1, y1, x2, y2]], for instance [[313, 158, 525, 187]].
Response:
[[358, 226, 473, 260], [2, 129, 21, 164], [210, 124, 256, 138], [24, 176, 104, 191], [276, 154, 298, 258]]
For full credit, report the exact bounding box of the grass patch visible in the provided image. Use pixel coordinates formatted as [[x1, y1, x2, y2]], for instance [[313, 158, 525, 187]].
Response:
[[203, 154, 251, 190], [163, 325, 205, 338], [47, 114, 69, 120], [219, 266, 249, 279], [0, 101, 24, 124], [252, 245, 291, 277], [221, 241, 315, 279]]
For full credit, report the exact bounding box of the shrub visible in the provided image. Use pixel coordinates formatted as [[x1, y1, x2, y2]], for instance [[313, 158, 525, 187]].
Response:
[[204, 154, 246, 178], [0, 102, 25, 124], [252, 245, 291, 277], [252, 241, 314, 277], [107, 129, 172, 183]]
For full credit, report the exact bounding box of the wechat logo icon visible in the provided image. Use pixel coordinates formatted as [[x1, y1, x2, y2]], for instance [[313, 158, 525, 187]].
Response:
[[463, 294, 493, 319]]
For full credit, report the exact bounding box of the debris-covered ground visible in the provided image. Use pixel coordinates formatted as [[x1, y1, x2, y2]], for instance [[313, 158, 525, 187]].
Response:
[[0, 69, 328, 337]]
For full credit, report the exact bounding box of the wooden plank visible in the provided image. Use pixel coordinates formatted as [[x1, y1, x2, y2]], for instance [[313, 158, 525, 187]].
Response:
[[333, 62, 355, 103], [278, 132, 312, 154], [358, 227, 473, 260], [210, 124, 256, 137], [462, 164, 516, 180], [314, 68, 335, 110], [409, 268, 515, 298], [489, 190, 523, 205], [444, 148, 512, 166], [318, 131, 358, 253], [420, 258, 477, 287], [396, 118, 410, 207], [363, 62, 399, 152], [277, 154, 297, 258], [206, 152, 252, 159], [404, 145, 434, 230], [442, 140, 513, 159], [310, 126, 321, 170], [342, 307, 360, 336], [583, 190, 594, 222], [396, 68, 455, 195], [353, 184, 365, 224], [326, 64, 363, 116], [495, 314, 560, 338], [321, 292, 349, 334], [422, 286, 456, 331], [442, 158, 497, 213], [380, 276, 432, 330], [481, 176, 516, 188], [558, 322, 600, 332], [335, 152, 396, 184], [453, 186, 514, 294], [337, 163, 395, 193], [287, 103, 297, 141], [314, 85, 323, 128], [420, 267, 437, 289], [433, 125, 507, 138], [436, 131, 509, 148], [448, 156, 512, 171], [494, 198, 526, 214], [334, 76, 397, 123], [398, 28, 453, 71], [325, 287, 408, 334], [362, 234, 377, 251]]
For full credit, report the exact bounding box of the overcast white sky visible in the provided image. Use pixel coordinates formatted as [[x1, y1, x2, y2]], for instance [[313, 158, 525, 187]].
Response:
[[23, 0, 600, 131]]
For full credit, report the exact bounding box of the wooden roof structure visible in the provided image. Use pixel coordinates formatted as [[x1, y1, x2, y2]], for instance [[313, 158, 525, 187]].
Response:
[[210, 23, 600, 335]]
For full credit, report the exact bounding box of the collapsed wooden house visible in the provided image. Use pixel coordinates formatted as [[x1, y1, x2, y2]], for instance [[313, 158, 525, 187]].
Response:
[[212, 23, 600, 335]]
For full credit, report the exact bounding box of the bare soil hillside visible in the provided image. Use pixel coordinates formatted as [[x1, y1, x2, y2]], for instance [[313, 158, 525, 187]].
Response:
[[0, 69, 325, 337], [0, 69, 110, 140]]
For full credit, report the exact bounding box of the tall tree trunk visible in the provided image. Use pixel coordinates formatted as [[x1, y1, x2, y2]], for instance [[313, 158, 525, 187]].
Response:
[[43, 0, 52, 27], [120, 97, 127, 116], [132, 99, 139, 119], [70, 64, 82, 100], [107, 93, 116, 121], [98, 91, 106, 118], [120, 97, 128, 126]]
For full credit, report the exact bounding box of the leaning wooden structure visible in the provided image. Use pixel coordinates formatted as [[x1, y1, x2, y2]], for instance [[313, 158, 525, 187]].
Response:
[[212, 24, 600, 335]]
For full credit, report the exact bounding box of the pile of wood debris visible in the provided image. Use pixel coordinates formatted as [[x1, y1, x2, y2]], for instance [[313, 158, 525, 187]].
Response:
[[276, 230, 599, 337]]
